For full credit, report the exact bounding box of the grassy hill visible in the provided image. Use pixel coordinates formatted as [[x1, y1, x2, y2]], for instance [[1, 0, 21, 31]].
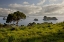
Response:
[[0, 22, 64, 42]]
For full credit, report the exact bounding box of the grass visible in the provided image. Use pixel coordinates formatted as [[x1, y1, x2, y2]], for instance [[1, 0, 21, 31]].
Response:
[[0, 22, 64, 42]]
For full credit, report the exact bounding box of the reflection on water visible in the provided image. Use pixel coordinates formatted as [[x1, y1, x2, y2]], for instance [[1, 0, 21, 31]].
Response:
[[0, 16, 64, 26]]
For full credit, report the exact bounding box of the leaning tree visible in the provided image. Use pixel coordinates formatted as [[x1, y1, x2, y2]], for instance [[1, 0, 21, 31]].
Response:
[[6, 11, 26, 25]]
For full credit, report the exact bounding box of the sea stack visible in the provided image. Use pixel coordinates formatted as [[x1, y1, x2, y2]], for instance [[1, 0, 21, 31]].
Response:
[[43, 16, 58, 21], [34, 18, 38, 21]]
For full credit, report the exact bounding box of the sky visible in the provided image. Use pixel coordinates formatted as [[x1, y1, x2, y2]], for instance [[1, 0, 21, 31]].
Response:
[[0, 0, 64, 16]]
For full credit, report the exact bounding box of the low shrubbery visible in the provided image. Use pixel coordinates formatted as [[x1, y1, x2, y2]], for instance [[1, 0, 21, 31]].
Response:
[[0, 22, 64, 42]]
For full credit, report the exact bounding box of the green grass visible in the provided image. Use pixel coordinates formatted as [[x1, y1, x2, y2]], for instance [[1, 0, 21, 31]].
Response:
[[0, 22, 64, 42]]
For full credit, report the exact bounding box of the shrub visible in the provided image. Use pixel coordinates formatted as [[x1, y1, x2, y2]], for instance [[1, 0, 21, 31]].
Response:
[[0, 23, 3, 27]]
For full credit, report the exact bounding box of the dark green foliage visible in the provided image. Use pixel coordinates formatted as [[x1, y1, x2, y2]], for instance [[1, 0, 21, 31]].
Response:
[[3, 23, 11, 28], [10, 28, 16, 31], [62, 27, 64, 29], [21, 25, 24, 26], [8, 36, 15, 42], [27, 22, 36, 26], [6, 14, 13, 23], [6, 11, 26, 25]]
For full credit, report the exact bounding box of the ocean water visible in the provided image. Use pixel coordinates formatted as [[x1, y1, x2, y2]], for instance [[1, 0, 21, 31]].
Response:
[[0, 16, 64, 26]]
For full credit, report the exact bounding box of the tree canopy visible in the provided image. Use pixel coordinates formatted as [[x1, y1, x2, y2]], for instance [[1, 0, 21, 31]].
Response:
[[6, 11, 26, 25]]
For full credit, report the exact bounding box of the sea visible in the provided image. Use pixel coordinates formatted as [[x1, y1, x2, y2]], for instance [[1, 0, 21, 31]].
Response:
[[0, 16, 64, 26]]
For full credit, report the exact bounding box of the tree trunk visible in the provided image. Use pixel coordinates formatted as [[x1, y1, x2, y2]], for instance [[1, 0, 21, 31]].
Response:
[[13, 21, 15, 25], [13, 21, 14, 25], [16, 20, 18, 26]]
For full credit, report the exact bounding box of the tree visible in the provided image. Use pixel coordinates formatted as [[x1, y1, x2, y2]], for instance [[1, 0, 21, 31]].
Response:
[[6, 14, 13, 23], [6, 11, 26, 25]]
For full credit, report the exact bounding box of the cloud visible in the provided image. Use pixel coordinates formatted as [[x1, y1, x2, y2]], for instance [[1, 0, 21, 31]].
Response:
[[9, 3, 42, 15], [0, 0, 64, 16], [0, 8, 16, 16], [37, 0, 45, 5], [36, 1, 64, 16], [49, 0, 63, 4], [23, 1, 29, 4], [49, 0, 57, 2], [43, 4, 63, 13]]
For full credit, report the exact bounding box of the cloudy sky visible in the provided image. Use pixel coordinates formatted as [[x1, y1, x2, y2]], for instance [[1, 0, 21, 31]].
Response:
[[0, 0, 64, 16]]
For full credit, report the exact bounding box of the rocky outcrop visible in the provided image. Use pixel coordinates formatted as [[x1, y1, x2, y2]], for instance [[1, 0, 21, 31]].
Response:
[[43, 16, 58, 20], [3, 17, 6, 20], [34, 18, 38, 21]]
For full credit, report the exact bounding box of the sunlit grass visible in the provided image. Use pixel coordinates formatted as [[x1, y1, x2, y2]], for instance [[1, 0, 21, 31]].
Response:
[[0, 22, 64, 42]]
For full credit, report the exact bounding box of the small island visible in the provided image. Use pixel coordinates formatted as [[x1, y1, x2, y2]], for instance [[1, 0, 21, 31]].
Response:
[[3, 17, 6, 20], [34, 18, 38, 21], [43, 16, 58, 21]]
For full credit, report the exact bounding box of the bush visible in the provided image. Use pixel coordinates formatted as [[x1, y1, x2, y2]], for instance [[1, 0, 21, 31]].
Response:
[[0, 23, 3, 27]]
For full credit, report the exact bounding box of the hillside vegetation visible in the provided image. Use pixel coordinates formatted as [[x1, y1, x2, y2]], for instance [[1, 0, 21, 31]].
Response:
[[0, 22, 64, 42]]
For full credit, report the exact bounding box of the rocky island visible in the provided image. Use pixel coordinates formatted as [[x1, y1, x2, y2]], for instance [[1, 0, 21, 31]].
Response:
[[43, 16, 58, 21], [3, 17, 6, 20], [34, 18, 38, 21]]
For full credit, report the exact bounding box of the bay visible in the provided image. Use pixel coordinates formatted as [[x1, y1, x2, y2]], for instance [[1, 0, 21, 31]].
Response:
[[0, 16, 64, 26]]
